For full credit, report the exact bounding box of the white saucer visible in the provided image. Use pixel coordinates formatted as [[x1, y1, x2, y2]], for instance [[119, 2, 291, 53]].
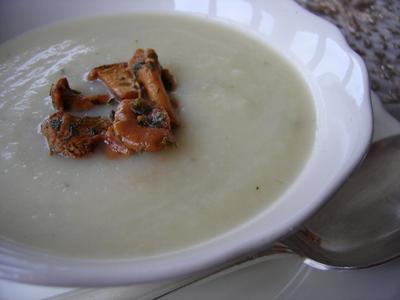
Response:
[[1, 254, 399, 299]]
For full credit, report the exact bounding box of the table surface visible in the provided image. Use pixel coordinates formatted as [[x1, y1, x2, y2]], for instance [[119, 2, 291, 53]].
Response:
[[296, 0, 400, 119]]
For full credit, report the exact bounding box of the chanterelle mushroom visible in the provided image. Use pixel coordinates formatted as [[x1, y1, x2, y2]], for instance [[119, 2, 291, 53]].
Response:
[[41, 111, 111, 158], [129, 48, 179, 126], [87, 63, 140, 100], [51, 77, 110, 111], [105, 99, 174, 154]]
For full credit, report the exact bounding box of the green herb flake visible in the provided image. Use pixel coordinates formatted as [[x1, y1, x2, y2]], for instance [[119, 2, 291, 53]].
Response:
[[107, 97, 118, 105], [132, 98, 151, 115], [64, 124, 79, 140], [146, 62, 155, 71], [49, 118, 62, 131], [49, 83, 54, 96], [139, 145, 146, 154], [164, 139, 177, 148], [136, 115, 148, 126], [71, 88, 82, 95], [70, 125, 79, 136], [132, 61, 144, 74], [109, 110, 115, 121], [89, 127, 97, 136]]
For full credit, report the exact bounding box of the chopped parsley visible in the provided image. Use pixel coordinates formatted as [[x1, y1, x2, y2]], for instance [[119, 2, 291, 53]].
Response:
[[49, 118, 62, 131]]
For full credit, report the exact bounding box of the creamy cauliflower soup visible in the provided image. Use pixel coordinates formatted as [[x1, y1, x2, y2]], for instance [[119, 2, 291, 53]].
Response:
[[0, 14, 315, 258]]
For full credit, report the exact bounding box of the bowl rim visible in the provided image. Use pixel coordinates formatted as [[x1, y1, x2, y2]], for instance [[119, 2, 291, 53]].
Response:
[[0, 0, 373, 286]]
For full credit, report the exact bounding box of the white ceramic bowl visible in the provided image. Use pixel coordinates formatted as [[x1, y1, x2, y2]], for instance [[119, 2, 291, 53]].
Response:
[[0, 0, 372, 286]]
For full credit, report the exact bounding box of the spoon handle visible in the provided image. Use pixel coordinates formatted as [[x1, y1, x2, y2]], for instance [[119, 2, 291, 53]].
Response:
[[280, 228, 340, 270], [371, 92, 400, 141]]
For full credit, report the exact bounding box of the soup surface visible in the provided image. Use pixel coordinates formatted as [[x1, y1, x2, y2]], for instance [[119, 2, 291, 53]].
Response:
[[0, 14, 315, 258]]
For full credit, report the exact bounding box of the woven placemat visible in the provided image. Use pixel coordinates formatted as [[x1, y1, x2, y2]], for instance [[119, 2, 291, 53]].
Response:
[[296, 0, 400, 119]]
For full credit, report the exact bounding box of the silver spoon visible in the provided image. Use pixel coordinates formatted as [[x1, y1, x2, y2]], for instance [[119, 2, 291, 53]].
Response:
[[283, 92, 400, 270], [283, 135, 400, 270]]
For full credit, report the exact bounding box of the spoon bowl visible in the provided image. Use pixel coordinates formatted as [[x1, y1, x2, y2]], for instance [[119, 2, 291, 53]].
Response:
[[282, 93, 400, 270], [283, 135, 400, 269]]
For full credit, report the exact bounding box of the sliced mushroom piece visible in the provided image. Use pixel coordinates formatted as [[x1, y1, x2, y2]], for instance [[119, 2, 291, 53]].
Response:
[[87, 63, 139, 100], [129, 48, 179, 126], [50, 77, 110, 111], [104, 126, 132, 156], [106, 99, 174, 154], [41, 111, 111, 158]]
